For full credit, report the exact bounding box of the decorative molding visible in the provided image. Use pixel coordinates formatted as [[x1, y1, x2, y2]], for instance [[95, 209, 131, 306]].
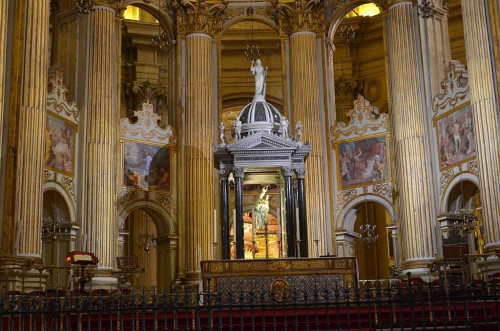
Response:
[[332, 95, 390, 141], [173, 0, 227, 36], [120, 101, 175, 144], [47, 70, 79, 123], [432, 61, 469, 116], [273, 0, 325, 35], [43, 169, 77, 202]]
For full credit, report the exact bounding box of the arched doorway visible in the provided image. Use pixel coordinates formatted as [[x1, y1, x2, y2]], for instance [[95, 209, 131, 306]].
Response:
[[42, 189, 74, 290], [119, 205, 176, 290], [353, 200, 392, 280]]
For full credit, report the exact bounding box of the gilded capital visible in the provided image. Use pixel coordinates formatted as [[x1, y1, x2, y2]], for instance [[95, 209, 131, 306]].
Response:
[[173, 0, 227, 36], [273, 0, 325, 35]]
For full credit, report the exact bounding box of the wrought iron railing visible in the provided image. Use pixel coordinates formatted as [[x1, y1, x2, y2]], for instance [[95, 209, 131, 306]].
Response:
[[1, 276, 500, 330]]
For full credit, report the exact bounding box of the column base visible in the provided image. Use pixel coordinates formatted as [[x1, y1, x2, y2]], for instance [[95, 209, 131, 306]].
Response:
[[0, 257, 46, 293], [184, 271, 201, 285], [401, 259, 435, 279]]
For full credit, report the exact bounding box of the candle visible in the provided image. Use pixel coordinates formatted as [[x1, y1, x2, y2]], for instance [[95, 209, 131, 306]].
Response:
[[277, 208, 282, 238], [314, 208, 319, 241], [295, 207, 300, 241], [213, 209, 217, 243], [233, 209, 236, 244], [252, 208, 256, 242]]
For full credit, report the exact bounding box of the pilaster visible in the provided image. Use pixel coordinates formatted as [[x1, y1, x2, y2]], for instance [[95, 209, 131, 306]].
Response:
[[461, 0, 500, 253], [388, 1, 437, 270]]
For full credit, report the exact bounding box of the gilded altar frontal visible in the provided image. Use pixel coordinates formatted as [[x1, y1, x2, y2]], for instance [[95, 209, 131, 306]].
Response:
[[1, 0, 500, 296]]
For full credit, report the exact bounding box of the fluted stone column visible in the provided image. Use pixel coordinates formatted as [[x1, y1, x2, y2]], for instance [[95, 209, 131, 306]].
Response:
[[462, 0, 500, 253], [80, 4, 118, 284], [388, 1, 437, 271], [174, 0, 225, 283], [0, 0, 50, 290], [276, 0, 330, 256], [0, 0, 7, 170]]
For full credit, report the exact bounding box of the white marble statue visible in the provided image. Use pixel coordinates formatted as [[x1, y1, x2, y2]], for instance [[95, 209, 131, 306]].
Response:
[[255, 186, 270, 230], [296, 120, 303, 142], [251, 59, 267, 98], [280, 116, 289, 138], [234, 116, 242, 140], [220, 122, 226, 144]]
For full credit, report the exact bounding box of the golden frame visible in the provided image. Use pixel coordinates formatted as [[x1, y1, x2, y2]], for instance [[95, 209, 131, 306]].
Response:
[[120, 138, 174, 193], [334, 133, 392, 190], [434, 101, 476, 171], [45, 112, 78, 177]]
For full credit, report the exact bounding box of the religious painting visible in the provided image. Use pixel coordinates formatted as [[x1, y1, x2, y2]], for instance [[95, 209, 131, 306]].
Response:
[[122, 139, 172, 192], [336, 134, 390, 189], [45, 113, 77, 177], [435, 102, 476, 170]]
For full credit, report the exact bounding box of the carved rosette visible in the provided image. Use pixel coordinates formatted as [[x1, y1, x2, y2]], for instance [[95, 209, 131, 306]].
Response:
[[273, 0, 325, 35], [173, 0, 227, 36]]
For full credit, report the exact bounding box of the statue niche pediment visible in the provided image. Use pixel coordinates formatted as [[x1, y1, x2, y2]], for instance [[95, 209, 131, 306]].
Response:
[[227, 132, 301, 152]]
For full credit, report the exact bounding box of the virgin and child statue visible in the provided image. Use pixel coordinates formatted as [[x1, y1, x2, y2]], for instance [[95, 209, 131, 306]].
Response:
[[255, 186, 270, 230]]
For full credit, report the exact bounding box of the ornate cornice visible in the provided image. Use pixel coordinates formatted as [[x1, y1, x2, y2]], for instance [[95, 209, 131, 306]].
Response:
[[173, 0, 227, 36], [273, 0, 325, 35]]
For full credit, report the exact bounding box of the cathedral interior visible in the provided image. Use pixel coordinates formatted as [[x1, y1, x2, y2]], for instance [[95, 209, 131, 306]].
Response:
[[1, 0, 500, 292]]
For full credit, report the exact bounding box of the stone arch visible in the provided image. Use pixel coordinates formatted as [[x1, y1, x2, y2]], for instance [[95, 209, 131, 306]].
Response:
[[440, 172, 480, 214], [326, 0, 381, 42], [122, 0, 175, 41], [336, 194, 396, 233], [222, 15, 279, 34], [42, 181, 75, 224], [118, 200, 175, 236]]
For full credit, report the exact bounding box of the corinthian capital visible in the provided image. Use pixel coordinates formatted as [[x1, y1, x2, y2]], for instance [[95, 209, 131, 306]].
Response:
[[273, 0, 325, 35], [173, 0, 227, 36]]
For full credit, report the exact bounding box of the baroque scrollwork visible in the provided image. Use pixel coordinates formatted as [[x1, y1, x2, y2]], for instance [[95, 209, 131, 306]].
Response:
[[47, 70, 80, 122], [336, 189, 356, 210], [466, 159, 478, 176], [372, 182, 393, 200], [61, 176, 76, 201], [118, 190, 139, 207], [432, 61, 469, 116], [439, 168, 455, 196]]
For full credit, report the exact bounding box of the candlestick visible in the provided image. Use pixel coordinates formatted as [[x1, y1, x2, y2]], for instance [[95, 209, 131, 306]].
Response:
[[233, 209, 236, 244], [252, 208, 256, 242], [213, 209, 218, 243]]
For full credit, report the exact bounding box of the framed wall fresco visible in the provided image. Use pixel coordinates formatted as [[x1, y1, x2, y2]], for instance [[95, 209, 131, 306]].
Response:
[[45, 113, 77, 177], [434, 102, 476, 170], [121, 138, 173, 192], [335, 134, 390, 189]]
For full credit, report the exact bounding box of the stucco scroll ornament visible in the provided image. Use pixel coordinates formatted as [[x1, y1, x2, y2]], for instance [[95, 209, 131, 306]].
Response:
[[335, 189, 356, 210], [439, 168, 455, 196], [118, 190, 139, 207], [61, 176, 76, 200], [173, 0, 227, 36], [432, 61, 469, 116], [332, 95, 389, 141], [372, 182, 393, 201], [466, 159, 478, 176], [120, 102, 175, 144], [157, 193, 176, 212], [47, 70, 80, 122]]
